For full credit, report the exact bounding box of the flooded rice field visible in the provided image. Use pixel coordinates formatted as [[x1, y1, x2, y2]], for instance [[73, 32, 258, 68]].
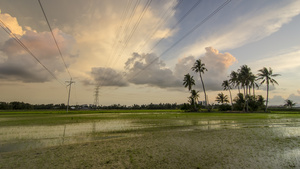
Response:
[[1, 112, 300, 168], [0, 120, 144, 152], [1, 113, 300, 152]]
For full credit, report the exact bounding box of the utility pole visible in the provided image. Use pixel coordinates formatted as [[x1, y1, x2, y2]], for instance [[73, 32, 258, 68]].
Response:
[[66, 78, 75, 113]]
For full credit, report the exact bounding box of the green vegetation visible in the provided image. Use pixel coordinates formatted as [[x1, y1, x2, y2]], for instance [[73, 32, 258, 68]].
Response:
[[1, 110, 300, 168], [182, 61, 281, 112], [284, 99, 296, 108], [257, 67, 280, 112]]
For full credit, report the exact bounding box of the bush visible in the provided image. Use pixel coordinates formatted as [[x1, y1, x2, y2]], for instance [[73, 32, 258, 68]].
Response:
[[181, 103, 191, 111], [218, 104, 232, 111]]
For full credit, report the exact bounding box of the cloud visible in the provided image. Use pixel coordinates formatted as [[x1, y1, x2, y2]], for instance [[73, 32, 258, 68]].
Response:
[[0, 29, 77, 83], [251, 47, 300, 72], [269, 95, 285, 106], [125, 52, 181, 88], [69, 0, 178, 72], [83, 67, 128, 87], [182, 0, 300, 57], [175, 47, 237, 91], [288, 94, 300, 105], [0, 13, 24, 36]]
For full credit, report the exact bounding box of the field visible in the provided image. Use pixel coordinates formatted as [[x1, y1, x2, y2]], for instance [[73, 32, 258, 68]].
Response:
[[1, 110, 300, 168]]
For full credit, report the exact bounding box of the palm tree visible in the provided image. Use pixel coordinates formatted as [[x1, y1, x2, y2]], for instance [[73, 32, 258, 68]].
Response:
[[238, 65, 253, 97], [284, 99, 296, 108], [215, 92, 229, 104], [237, 65, 250, 111], [192, 59, 208, 106], [189, 90, 200, 110], [257, 67, 280, 112], [183, 73, 196, 110], [183, 73, 195, 91], [222, 80, 233, 110], [229, 70, 240, 94], [249, 74, 259, 97]]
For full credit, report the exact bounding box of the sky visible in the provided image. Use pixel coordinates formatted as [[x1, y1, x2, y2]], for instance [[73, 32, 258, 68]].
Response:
[[0, 0, 300, 106]]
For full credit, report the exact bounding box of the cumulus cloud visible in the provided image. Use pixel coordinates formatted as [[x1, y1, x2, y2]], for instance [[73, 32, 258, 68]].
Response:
[[175, 47, 237, 91], [269, 95, 285, 106], [0, 13, 24, 37], [174, 56, 196, 78], [0, 27, 77, 82], [288, 94, 300, 105], [125, 52, 181, 88], [83, 67, 128, 87]]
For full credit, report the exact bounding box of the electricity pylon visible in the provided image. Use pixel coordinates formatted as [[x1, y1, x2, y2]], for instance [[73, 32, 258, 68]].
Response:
[[66, 78, 75, 113], [94, 85, 100, 109]]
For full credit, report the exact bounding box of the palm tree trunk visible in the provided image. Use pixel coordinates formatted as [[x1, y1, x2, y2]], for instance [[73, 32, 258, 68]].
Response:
[[229, 88, 233, 111], [238, 85, 240, 94], [193, 99, 196, 111], [249, 85, 251, 96], [200, 73, 207, 107], [246, 85, 249, 112], [253, 84, 255, 98], [265, 83, 269, 112]]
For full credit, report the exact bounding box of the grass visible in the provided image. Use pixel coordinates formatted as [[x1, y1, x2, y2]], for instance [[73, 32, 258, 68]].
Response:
[[1, 109, 300, 127]]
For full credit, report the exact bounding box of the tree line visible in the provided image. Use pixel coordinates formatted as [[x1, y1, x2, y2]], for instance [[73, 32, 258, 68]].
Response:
[[182, 59, 282, 112], [0, 102, 67, 110], [0, 101, 180, 110]]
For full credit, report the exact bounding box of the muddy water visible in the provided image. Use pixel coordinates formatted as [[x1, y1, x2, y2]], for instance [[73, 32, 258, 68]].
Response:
[[0, 120, 144, 152], [1, 117, 300, 153]]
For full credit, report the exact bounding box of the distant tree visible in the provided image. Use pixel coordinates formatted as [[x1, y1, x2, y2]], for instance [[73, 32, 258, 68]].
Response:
[[188, 90, 199, 111], [0, 102, 9, 110], [247, 95, 265, 111], [284, 99, 296, 108], [257, 67, 280, 112], [222, 80, 233, 110], [233, 93, 245, 111], [215, 92, 229, 104], [192, 59, 208, 106]]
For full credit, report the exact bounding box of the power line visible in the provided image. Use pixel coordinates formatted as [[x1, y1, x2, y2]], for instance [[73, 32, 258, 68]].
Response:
[[129, 0, 232, 80], [97, 0, 152, 90], [95, 0, 138, 90], [135, 0, 184, 53], [0, 19, 65, 86], [145, 0, 202, 54], [38, 0, 72, 79]]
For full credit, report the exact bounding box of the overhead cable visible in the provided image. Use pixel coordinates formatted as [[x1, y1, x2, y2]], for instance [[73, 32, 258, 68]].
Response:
[[38, 0, 72, 79], [129, 0, 232, 80], [0, 19, 65, 86]]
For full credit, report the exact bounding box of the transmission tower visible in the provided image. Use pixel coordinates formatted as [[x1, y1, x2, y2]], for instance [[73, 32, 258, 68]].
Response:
[[94, 85, 100, 108]]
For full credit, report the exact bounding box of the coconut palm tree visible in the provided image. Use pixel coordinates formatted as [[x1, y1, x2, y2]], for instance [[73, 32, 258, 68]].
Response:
[[238, 65, 254, 112], [257, 67, 280, 112], [249, 74, 259, 97], [238, 65, 253, 96], [189, 90, 200, 111], [284, 99, 296, 108], [215, 92, 229, 104], [229, 70, 240, 94], [192, 59, 208, 106], [183, 73, 195, 91], [222, 80, 233, 110]]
